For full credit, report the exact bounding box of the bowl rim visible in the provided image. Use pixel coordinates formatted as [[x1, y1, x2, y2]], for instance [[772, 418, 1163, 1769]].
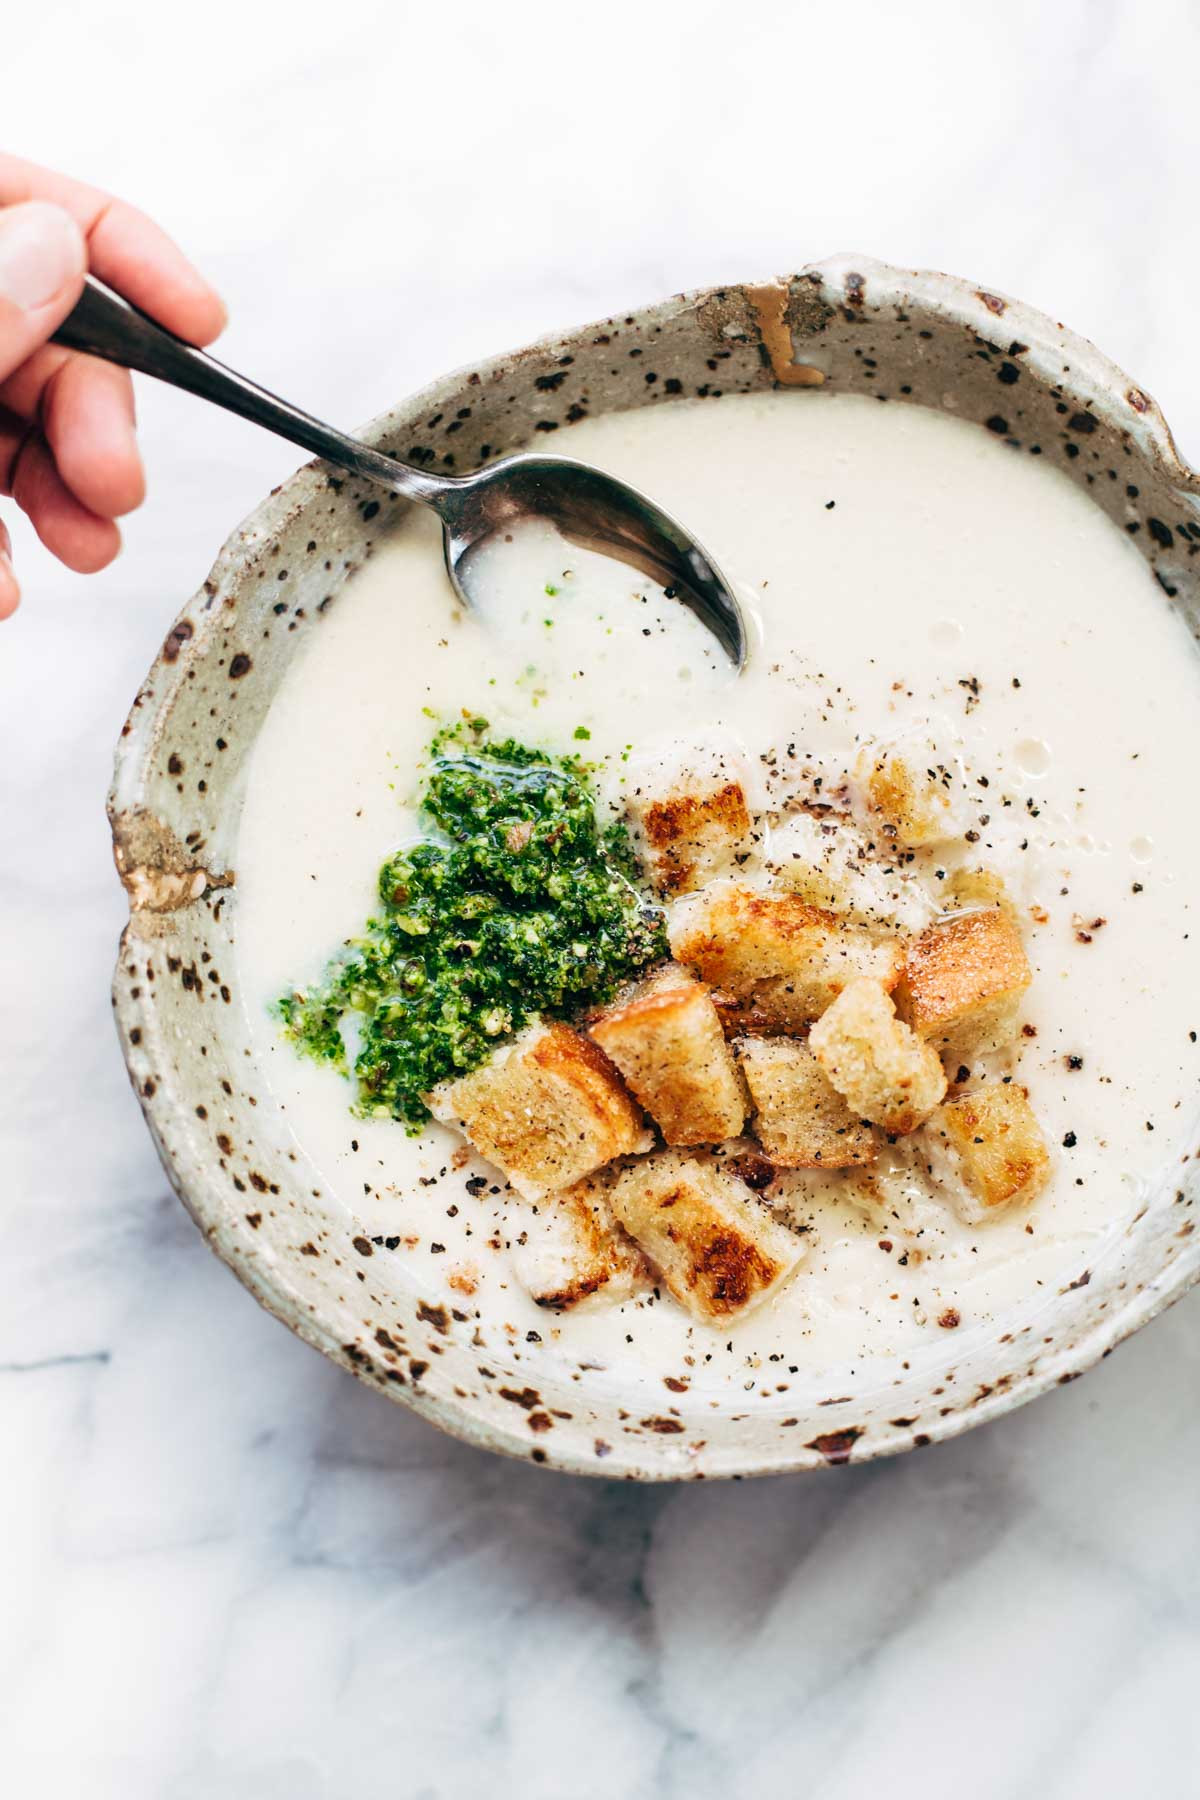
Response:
[[110, 252, 1200, 1479]]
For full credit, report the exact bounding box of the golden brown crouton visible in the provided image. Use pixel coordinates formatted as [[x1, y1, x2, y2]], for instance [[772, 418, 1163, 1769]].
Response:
[[509, 1175, 651, 1310], [710, 989, 792, 1039], [610, 1149, 806, 1322], [430, 1020, 651, 1202], [626, 747, 754, 895], [589, 966, 747, 1144], [809, 977, 948, 1134], [926, 1084, 1051, 1219], [669, 882, 904, 1030], [850, 739, 962, 846], [736, 1036, 879, 1168], [896, 907, 1032, 1055]]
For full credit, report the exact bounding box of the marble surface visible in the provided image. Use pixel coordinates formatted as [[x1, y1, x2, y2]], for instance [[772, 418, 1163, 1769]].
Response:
[[4, 2, 1200, 1793]]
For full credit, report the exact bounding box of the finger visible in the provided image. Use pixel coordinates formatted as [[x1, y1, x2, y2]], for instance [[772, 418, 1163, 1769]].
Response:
[[41, 355, 144, 518], [0, 403, 27, 489], [0, 515, 17, 619], [88, 196, 226, 345], [10, 432, 121, 573], [0, 202, 87, 383], [0, 339, 68, 419], [0, 155, 225, 346], [1, 345, 144, 518]]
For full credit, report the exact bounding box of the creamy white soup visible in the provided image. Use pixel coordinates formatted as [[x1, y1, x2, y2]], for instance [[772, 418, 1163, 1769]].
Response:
[[234, 392, 1200, 1377]]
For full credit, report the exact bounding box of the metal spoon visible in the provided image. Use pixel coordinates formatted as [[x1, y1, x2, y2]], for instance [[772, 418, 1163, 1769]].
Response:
[[54, 278, 746, 666]]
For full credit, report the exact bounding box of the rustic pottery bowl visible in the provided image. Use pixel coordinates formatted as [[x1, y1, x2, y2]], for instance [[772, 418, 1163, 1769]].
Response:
[[111, 254, 1200, 1479]]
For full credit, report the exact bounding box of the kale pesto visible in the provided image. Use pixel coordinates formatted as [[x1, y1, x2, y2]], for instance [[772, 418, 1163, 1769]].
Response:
[[276, 722, 666, 1130]]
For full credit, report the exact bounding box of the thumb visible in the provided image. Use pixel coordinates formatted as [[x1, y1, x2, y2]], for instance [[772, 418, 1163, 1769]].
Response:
[[0, 201, 87, 383]]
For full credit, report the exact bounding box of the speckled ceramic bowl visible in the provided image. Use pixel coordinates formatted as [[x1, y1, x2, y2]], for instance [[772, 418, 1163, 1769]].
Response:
[[111, 254, 1200, 1479]]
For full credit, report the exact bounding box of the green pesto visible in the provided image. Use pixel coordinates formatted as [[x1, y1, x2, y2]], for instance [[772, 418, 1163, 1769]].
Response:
[[276, 722, 666, 1130]]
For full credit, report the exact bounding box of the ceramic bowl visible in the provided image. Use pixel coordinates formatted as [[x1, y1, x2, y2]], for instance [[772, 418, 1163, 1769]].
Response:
[[111, 254, 1200, 1478]]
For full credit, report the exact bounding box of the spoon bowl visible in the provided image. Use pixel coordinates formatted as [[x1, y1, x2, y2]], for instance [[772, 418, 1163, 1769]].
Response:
[[54, 278, 747, 666], [442, 451, 746, 663]]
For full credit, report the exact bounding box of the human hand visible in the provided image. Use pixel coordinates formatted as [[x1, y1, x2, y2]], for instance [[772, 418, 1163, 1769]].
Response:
[[0, 155, 225, 620]]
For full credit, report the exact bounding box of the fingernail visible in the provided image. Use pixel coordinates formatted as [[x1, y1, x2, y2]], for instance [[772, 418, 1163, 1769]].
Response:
[[0, 201, 85, 311]]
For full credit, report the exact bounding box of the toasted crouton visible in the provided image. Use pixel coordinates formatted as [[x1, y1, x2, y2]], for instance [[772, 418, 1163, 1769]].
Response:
[[669, 882, 903, 1029], [589, 966, 747, 1144], [925, 1084, 1050, 1219], [625, 743, 755, 895], [897, 907, 1032, 1055], [430, 1020, 651, 1201], [736, 1036, 879, 1168], [710, 989, 793, 1039], [809, 977, 948, 1134], [766, 813, 936, 933], [849, 738, 963, 846], [610, 1149, 806, 1322], [509, 1175, 651, 1309]]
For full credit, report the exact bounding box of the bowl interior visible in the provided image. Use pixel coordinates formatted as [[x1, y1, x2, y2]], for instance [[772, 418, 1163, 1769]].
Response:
[[111, 256, 1200, 1478]]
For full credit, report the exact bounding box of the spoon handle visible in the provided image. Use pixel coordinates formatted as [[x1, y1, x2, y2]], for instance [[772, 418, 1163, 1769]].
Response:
[[53, 276, 445, 504]]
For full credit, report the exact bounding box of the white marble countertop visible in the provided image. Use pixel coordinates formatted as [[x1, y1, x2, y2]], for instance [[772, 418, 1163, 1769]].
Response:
[[4, 2, 1199, 1793]]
